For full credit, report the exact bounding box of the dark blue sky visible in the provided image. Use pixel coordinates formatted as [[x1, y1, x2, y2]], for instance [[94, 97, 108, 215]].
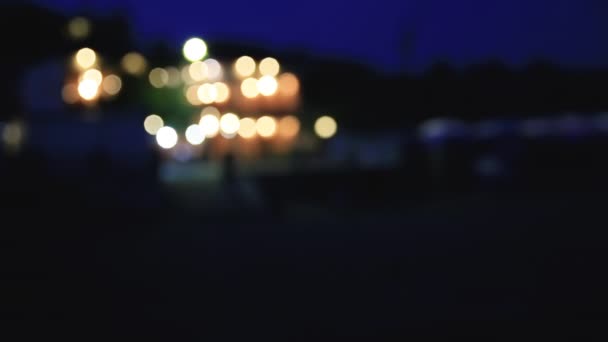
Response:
[[34, 0, 608, 71]]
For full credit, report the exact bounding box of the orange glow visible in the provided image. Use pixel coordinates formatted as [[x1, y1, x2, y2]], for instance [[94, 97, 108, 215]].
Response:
[[278, 115, 300, 139], [234, 56, 256, 78], [74, 48, 96, 70], [256, 116, 277, 138], [259, 57, 280, 76], [238, 118, 257, 139], [62, 84, 79, 104], [278, 73, 300, 97], [257, 76, 278, 96], [102, 74, 122, 95], [241, 78, 259, 98]]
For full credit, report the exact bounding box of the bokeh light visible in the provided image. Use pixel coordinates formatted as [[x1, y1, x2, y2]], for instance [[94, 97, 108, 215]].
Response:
[[241, 78, 259, 98], [156, 126, 178, 149], [234, 56, 256, 78], [166, 67, 181, 88], [183, 37, 208, 62], [278, 115, 300, 138], [188, 61, 208, 82], [121, 52, 147, 76], [144, 114, 164, 135], [77, 79, 99, 101], [75, 48, 96, 70], [185, 124, 205, 145], [257, 76, 278, 96], [256, 116, 277, 138], [220, 113, 240, 136], [197, 83, 218, 104], [278, 73, 300, 97], [259, 57, 280, 76], [199, 114, 220, 138], [62, 84, 79, 104], [102, 74, 122, 96], [214, 82, 230, 103], [314, 116, 338, 139], [68, 17, 90, 40], [238, 118, 257, 139], [181, 65, 193, 83], [80, 68, 103, 86], [149, 68, 169, 88], [204, 59, 222, 80], [201, 106, 221, 117], [186, 85, 203, 105]]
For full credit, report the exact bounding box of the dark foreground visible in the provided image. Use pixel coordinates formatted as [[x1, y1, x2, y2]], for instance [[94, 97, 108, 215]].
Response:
[[2, 181, 607, 340]]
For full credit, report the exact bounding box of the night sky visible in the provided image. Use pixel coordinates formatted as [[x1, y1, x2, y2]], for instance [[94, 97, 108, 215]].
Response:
[[31, 0, 608, 71]]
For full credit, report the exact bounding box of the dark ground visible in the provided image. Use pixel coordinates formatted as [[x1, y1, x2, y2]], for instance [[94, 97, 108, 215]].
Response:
[[2, 137, 608, 340]]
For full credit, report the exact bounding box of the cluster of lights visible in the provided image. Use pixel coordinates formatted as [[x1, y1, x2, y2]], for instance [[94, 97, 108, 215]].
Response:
[[139, 37, 337, 153], [142, 109, 334, 150], [62, 47, 124, 104]]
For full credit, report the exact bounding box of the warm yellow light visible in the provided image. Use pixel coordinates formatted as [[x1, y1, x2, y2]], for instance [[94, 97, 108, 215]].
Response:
[[156, 126, 178, 149], [121, 52, 147, 76], [278, 73, 300, 97], [197, 83, 218, 104], [238, 118, 257, 139], [201, 106, 220, 117], [149, 68, 169, 88], [241, 78, 259, 98], [102, 74, 122, 95], [186, 85, 202, 105], [214, 82, 230, 103], [68, 17, 90, 40], [166, 67, 181, 88], [75, 48, 96, 69], [204, 59, 222, 80], [80, 68, 103, 86], [234, 56, 256, 78], [77, 79, 99, 101], [257, 76, 278, 96], [181, 65, 193, 83], [183, 37, 208, 62], [259, 57, 280, 76], [188, 61, 208, 81], [199, 114, 220, 138], [185, 124, 205, 145], [256, 116, 277, 138], [220, 113, 240, 136], [2, 121, 24, 146], [278, 115, 300, 139], [62, 84, 79, 104], [314, 116, 338, 139], [144, 114, 164, 135]]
